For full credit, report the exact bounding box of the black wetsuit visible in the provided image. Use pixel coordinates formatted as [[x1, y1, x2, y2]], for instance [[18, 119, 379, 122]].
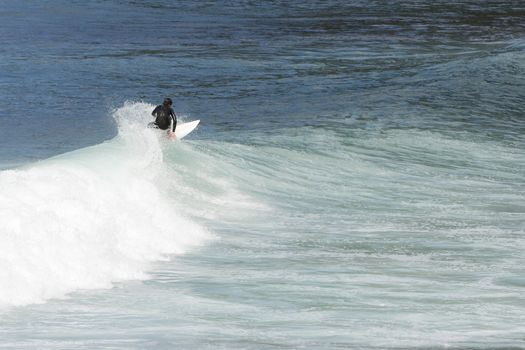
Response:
[[151, 105, 177, 132]]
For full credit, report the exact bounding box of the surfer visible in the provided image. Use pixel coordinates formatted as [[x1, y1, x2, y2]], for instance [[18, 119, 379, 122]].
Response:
[[150, 98, 177, 139]]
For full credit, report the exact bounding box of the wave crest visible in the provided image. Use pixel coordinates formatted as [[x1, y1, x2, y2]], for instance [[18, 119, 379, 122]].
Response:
[[0, 102, 209, 308]]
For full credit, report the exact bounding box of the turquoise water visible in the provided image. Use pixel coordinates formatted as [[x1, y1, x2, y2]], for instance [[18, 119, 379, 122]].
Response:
[[1, 1, 525, 348]]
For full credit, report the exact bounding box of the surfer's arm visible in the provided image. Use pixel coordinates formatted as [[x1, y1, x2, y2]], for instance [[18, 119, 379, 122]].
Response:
[[170, 111, 177, 132], [168, 113, 177, 139], [151, 106, 160, 117]]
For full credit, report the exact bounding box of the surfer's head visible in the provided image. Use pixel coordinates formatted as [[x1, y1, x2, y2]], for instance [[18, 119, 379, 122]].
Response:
[[163, 98, 173, 106]]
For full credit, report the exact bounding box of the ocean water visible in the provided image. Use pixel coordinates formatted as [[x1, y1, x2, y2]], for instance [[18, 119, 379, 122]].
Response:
[[1, 1, 525, 348]]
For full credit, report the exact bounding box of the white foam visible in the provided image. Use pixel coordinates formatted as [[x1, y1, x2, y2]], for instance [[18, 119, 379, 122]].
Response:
[[0, 102, 209, 308]]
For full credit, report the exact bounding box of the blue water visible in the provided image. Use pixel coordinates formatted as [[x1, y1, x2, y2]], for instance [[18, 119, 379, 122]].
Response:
[[1, 1, 525, 348]]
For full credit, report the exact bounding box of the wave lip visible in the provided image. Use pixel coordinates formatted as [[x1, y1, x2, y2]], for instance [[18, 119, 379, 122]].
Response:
[[0, 102, 209, 308]]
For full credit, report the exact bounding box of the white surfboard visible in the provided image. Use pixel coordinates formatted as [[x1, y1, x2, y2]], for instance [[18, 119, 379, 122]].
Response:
[[175, 120, 200, 139]]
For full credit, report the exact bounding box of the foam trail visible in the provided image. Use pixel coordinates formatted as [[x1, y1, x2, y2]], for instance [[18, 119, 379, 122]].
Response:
[[0, 102, 209, 308]]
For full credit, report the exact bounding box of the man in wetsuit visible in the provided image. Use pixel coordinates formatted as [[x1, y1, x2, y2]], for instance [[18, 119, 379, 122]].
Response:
[[151, 98, 177, 139]]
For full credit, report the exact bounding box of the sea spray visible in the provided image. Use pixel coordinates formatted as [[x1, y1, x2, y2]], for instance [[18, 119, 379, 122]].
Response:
[[0, 102, 209, 308]]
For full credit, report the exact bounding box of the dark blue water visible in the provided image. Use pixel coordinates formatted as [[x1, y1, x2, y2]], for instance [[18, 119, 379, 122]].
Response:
[[2, 0, 524, 166], [1, 1, 525, 348]]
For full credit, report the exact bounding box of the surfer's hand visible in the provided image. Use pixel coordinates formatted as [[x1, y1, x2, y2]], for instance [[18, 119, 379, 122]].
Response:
[[168, 131, 176, 140]]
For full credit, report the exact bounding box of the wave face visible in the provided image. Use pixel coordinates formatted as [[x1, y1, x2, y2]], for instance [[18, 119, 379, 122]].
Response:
[[0, 102, 209, 308]]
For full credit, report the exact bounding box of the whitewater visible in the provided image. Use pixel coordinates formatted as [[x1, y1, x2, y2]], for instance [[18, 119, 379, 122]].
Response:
[[2, 101, 524, 348], [0, 103, 210, 307]]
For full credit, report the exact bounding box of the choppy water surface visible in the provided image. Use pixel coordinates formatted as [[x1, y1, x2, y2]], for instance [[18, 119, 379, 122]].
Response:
[[1, 1, 524, 349]]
